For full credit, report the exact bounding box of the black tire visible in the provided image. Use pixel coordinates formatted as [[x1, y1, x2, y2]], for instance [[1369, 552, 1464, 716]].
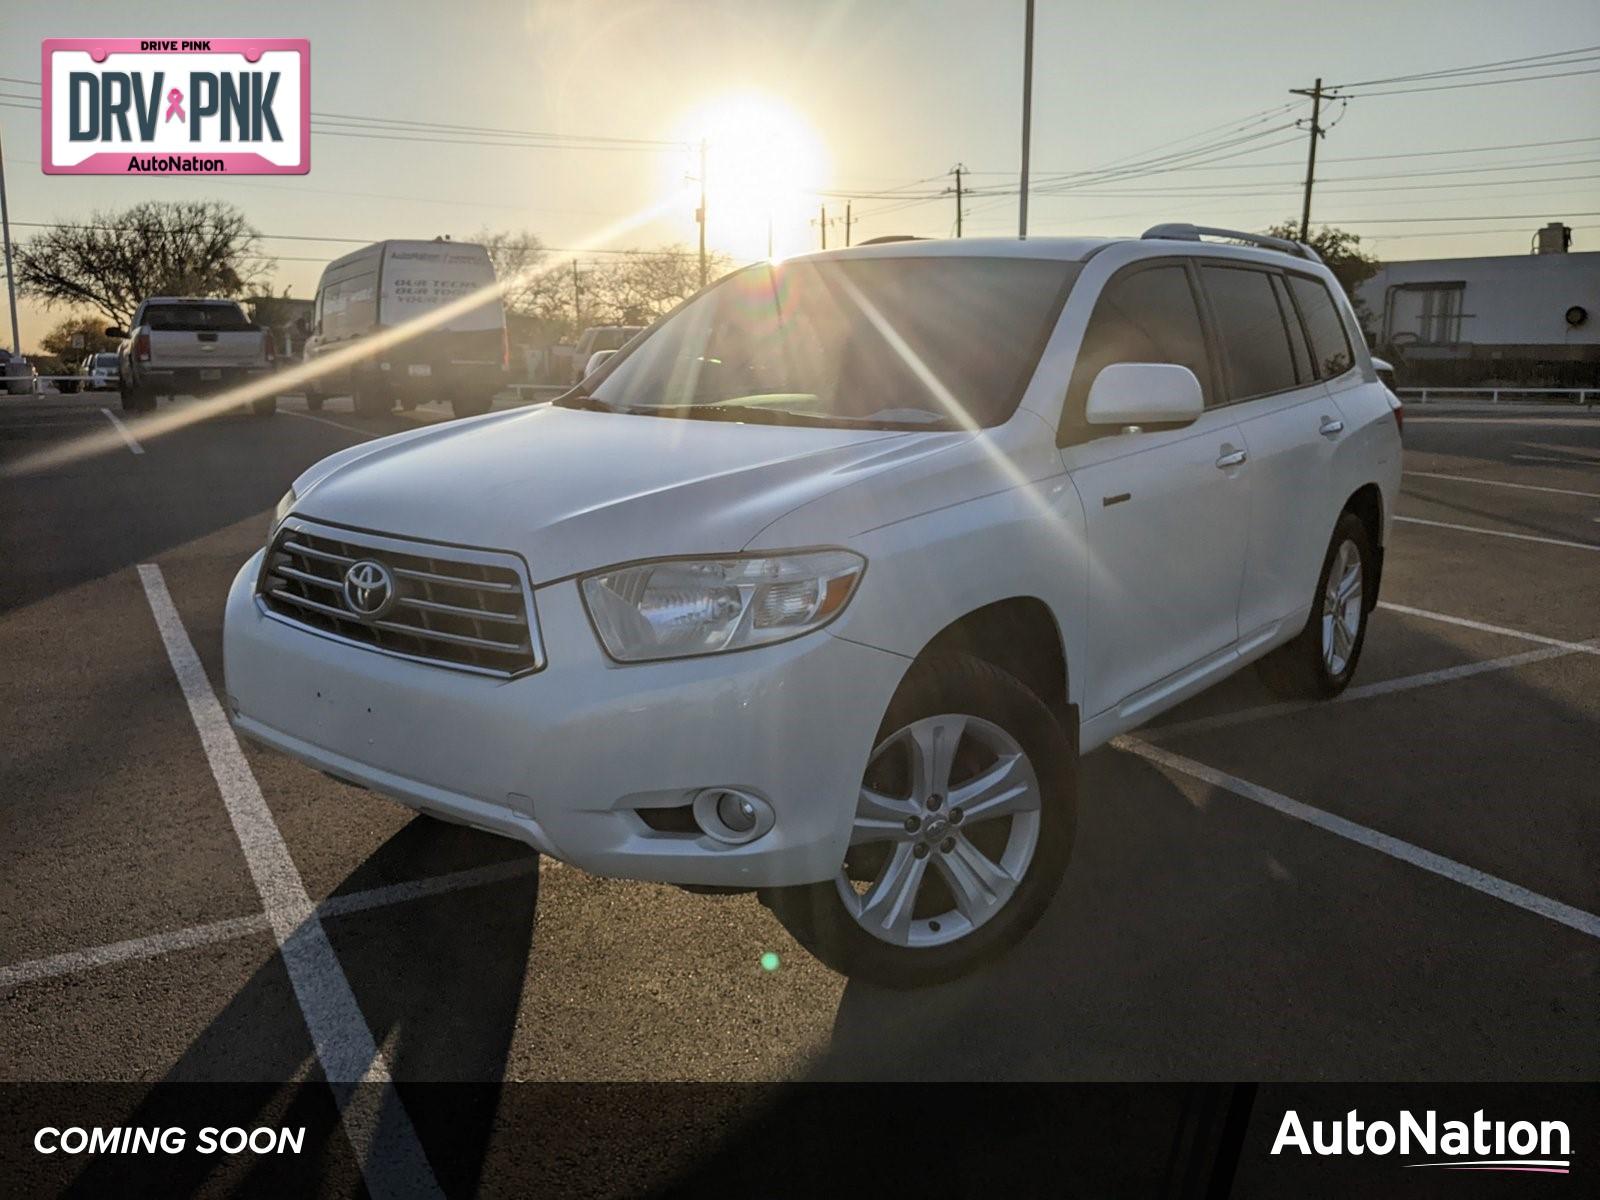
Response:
[[1255, 511, 1374, 699], [120, 387, 154, 414], [305, 392, 325, 413], [451, 394, 493, 419], [251, 396, 278, 417], [397, 395, 418, 412], [761, 653, 1076, 989]]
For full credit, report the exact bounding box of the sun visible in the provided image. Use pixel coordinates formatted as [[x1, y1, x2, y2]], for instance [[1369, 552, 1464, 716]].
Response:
[[670, 91, 829, 262]]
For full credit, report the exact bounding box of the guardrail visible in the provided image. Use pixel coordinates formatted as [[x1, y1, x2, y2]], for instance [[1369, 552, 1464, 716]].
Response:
[[1397, 386, 1597, 406]]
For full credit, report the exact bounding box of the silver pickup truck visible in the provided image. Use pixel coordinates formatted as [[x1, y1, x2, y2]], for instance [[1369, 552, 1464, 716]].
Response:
[[110, 298, 279, 416]]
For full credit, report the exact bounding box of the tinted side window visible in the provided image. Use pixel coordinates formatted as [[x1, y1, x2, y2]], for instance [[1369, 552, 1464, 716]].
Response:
[[1064, 264, 1212, 436], [1200, 265, 1299, 400], [1287, 274, 1354, 378], [1271, 274, 1313, 383]]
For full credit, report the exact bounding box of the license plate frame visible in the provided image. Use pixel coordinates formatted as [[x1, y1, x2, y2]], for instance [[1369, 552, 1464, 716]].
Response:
[[407, 364, 433, 378], [199, 368, 223, 382]]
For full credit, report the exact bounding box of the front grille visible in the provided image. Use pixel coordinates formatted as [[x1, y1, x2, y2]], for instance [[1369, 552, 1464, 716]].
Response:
[[258, 519, 542, 676]]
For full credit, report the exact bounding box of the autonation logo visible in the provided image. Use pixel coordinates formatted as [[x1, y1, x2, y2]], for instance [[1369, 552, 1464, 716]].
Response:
[[1273, 1109, 1572, 1174]]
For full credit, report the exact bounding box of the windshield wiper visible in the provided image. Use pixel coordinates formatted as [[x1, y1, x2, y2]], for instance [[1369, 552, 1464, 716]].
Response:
[[633, 403, 957, 431], [553, 387, 620, 413]]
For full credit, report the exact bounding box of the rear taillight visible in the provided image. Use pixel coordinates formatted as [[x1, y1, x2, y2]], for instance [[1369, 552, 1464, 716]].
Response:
[[1391, 399, 1404, 433], [134, 332, 151, 362]]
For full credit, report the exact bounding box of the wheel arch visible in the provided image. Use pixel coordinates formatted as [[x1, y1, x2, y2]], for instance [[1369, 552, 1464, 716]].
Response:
[[1341, 483, 1385, 608], [913, 596, 1075, 741]]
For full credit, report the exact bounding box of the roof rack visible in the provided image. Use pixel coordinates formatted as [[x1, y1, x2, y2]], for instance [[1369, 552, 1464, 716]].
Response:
[[1141, 223, 1323, 263], [856, 235, 926, 246]]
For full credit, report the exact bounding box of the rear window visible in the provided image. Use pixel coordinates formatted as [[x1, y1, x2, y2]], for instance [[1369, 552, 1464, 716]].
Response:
[[94, 354, 118, 367], [141, 303, 252, 331], [1200, 265, 1299, 400], [1287, 274, 1355, 378]]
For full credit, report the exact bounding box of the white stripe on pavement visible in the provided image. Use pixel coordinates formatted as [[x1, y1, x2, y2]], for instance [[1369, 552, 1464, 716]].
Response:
[[138, 564, 442, 1200], [0, 915, 271, 991], [1142, 643, 1576, 742], [1404, 470, 1600, 501], [0, 860, 540, 991], [1114, 736, 1600, 941], [1395, 515, 1600, 553], [1511, 454, 1598, 466], [99, 407, 144, 455], [1377, 602, 1600, 656], [282, 409, 376, 438]]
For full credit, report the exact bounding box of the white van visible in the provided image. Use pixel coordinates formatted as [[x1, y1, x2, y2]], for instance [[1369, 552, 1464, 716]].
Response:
[[304, 240, 507, 419]]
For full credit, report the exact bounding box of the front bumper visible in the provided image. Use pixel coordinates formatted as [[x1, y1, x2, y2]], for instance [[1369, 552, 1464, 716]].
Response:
[[223, 551, 908, 886]]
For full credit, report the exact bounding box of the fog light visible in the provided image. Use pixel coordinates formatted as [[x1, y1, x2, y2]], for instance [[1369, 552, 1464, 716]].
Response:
[[692, 788, 775, 845]]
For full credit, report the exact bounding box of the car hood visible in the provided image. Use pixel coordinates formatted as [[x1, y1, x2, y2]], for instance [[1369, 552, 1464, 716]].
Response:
[[291, 405, 964, 582]]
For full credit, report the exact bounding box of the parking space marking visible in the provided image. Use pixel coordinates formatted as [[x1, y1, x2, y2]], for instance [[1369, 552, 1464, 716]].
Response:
[[1512, 454, 1598, 467], [1115, 737, 1600, 941], [0, 860, 541, 991], [282, 409, 378, 438], [97, 407, 144, 455], [1143, 643, 1578, 742], [138, 564, 443, 1200], [1395, 515, 1600, 553], [1377, 602, 1600, 657], [0, 914, 271, 991], [1404, 470, 1600, 501]]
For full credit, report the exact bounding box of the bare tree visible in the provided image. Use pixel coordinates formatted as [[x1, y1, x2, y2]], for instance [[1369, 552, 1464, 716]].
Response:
[[585, 246, 731, 327], [18, 200, 274, 328]]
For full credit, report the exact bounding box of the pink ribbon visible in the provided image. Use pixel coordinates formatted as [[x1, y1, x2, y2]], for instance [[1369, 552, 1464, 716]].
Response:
[[164, 88, 185, 123]]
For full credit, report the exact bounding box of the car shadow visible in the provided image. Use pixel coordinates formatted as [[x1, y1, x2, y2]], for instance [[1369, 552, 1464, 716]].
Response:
[[62, 818, 540, 1198]]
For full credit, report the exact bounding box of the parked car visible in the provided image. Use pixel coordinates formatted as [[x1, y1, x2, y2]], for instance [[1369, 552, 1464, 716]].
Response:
[[80, 352, 120, 392], [225, 227, 1401, 987], [1, 350, 37, 396], [109, 298, 278, 415], [302, 239, 507, 419], [570, 325, 642, 384]]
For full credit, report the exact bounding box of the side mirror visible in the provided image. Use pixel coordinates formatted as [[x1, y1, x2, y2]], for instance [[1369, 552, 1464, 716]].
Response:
[[1085, 362, 1204, 428], [584, 349, 617, 377], [105, 327, 127, 339]]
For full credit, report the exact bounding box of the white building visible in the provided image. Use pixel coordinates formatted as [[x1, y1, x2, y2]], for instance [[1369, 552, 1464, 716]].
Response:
[[1356, 223, 1600, 387]]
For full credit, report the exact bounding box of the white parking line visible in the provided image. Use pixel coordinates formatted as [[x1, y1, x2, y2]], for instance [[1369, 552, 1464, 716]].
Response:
[[1377, 602, 1600, 656], [0, 914, 271, 991], [1395, 515, 1600, 553], [1115, 737, 1600, 941], [1142, 643, 1577, 742], [99, 407, 144, 455], [1511, 453, 1598, 467], [138, 564, 442, 1200], [1404, 470, 1600, 501], [283, 409, 377, 437], [0, 860, 540, 991]]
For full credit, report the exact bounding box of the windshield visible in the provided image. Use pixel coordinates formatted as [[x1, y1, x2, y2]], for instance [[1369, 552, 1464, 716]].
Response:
[[583, 256, 1080, 430], [94, 354, 118, 367]]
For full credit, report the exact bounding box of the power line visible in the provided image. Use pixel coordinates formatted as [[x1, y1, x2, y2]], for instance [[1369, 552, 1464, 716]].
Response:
[[1327, 45, 1600, 89], [1339, 66, 1600, 98]]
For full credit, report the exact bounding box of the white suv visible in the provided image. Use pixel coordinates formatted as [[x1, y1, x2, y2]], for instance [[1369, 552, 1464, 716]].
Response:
[[224, 227, 1401, 987]]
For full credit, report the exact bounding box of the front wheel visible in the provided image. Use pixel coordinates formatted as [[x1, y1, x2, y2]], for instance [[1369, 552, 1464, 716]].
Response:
[[762, 654, 1076, 989], [1255, 512, 1373, 699]]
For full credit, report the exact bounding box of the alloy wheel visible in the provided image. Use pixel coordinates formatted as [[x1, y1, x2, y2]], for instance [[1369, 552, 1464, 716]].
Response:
[[1321, 538, 1363, 676], [837, 713, 1042, 948]]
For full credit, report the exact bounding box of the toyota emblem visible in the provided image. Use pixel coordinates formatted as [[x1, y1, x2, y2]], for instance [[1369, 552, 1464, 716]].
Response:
[[342, 559, 397, 620]]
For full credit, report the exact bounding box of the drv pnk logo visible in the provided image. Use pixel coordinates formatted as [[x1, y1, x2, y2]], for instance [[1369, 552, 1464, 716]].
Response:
[[42, 39, 308, 175]]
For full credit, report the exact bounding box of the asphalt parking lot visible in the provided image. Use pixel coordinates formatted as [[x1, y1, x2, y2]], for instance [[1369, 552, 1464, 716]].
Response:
[[2, 391, 1596, 1104]]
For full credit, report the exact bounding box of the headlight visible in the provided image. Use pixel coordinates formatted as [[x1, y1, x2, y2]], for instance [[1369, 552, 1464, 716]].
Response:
[[580, 550, 865, 662]]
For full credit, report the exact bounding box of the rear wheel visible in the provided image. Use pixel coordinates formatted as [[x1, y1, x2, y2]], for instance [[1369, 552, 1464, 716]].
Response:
[[1255, 512, 1373, 698], [762, 654, 1076, 989], [451, 394, 493, 419], [120, 386, 154, 414], [305, 392, 325, 412]]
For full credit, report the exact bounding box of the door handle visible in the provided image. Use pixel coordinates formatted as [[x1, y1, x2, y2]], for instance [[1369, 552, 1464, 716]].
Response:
[[1215, 448, 1247, 469], [1319, 416, 1345, 437]]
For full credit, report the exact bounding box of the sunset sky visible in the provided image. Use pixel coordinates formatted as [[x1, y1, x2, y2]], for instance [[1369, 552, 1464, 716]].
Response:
[[3, 0, 1598, 350]]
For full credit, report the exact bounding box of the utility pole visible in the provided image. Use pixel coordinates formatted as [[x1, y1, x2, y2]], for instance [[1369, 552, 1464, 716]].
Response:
[[697, 139, 708, 290], [0, 125, 20, 355], [1291, 78, 1325, 243], [1019, 0, 1034, 240], [819, 204, 827, 250], [948, 163, 966, 238], [844, 200, 853, 247], [571, 258, 581, 329]]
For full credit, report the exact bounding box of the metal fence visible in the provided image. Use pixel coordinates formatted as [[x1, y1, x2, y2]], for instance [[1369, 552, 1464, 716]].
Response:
[[1397, 386, 1597, 407]]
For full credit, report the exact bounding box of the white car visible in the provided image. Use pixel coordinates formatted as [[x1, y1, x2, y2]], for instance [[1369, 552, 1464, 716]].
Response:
[[224, 226, 1401, 987]]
